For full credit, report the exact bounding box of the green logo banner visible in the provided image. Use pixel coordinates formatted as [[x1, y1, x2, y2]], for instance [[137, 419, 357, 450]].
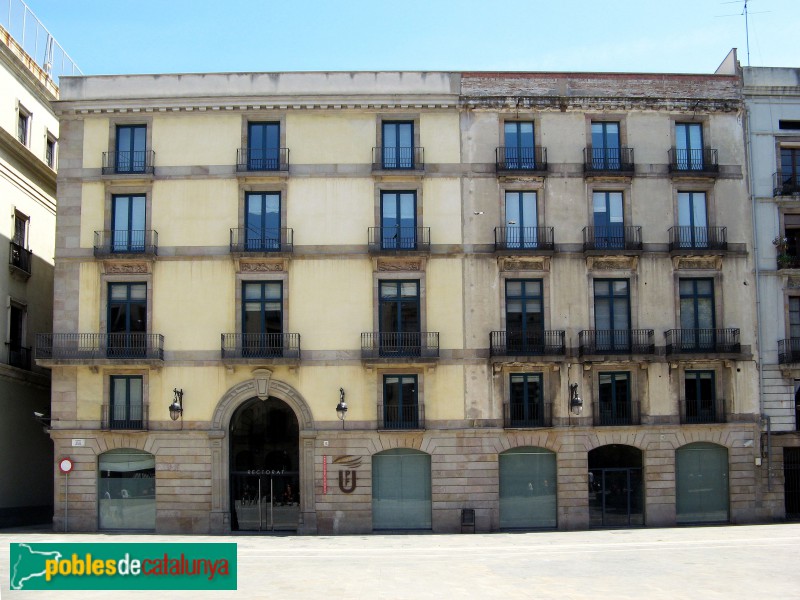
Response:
[[10, 543, 237, 590]]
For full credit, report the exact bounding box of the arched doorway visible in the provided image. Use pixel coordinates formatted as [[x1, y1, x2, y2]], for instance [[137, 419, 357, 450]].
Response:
[[499, 447, 557, 529], [676, 442, 729, 524], [372, 449, 431, 530], [588, 444, 643, 527], [230, 397, 299, 532]]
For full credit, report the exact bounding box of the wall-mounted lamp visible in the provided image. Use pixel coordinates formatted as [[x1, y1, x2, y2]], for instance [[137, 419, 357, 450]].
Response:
[[169, 388, 184, 421], [335, 387, 348, 430], [570, 383, 583, 416]]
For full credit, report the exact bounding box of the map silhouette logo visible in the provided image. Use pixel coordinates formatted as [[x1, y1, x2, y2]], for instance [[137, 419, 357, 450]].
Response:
[[10, 543, 63, 590]]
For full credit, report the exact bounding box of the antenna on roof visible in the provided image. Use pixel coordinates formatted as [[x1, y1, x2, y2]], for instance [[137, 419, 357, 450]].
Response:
[[717, 0, 770, 66]]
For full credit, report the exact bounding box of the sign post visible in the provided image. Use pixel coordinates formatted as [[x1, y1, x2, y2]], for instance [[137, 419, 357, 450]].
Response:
[[59, 458, 73, 532]]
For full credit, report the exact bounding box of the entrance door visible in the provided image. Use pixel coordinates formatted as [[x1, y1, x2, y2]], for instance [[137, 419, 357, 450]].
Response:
[[785, 447, 800, 520], [230, 397, 299, 532], [588, 445, 643, 527]]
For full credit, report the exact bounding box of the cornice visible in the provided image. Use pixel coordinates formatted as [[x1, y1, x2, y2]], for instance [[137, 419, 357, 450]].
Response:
[[0, 126, 57, 194], [461, 95, 741, 113]]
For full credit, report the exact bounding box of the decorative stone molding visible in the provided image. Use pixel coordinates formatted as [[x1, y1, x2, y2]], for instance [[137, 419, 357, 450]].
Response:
[[787, 276, 800, 289], [672, 256, 721, 271], [586, 256, 638, 271], [102, 261, 150, 274], [252, 368, 272, 400], [376, 258, 423, 272], [211, 375, 314, 431], [239, 259, 285, 273], [499, 257, 549, 272]]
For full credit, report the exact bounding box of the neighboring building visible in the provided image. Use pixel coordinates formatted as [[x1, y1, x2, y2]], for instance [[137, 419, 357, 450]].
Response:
[[0, 14, 63, 524], [744, 65, 800, 521], [44, 53, 762, 534]]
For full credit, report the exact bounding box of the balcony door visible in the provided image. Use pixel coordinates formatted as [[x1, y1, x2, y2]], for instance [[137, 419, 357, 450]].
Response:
[[115, 125, 146, 173], [593, 279, 630, 351], [505, 191, 538, 249], [379, 281, 420, 356], [684, 371, 716, 423], [679, 278, 715, 350], [676, 123, 704, 170], [383, 375, 418, 429], [247, 122, 280, 170], [504, 121, 535, 169], [382, 122, 413, 169], [677, 192, 708, 248], [245, 192, 281, 251], [505, 279, 543, 353], [107, 283, 147, 357], [243, 282, 283, 357], [591, 122, 621, 169], [592, 191, 624, 249], [112, 194, 146, 252], [781, 148, 800, 193], [381, 192, 416, 250]]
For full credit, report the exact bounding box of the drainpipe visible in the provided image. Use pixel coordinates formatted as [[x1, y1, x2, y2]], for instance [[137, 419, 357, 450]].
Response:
[[764, 415, 772, 491]]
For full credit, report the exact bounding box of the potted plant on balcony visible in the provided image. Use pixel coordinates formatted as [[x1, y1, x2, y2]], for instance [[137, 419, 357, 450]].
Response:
[[774, 236, 794, 269]]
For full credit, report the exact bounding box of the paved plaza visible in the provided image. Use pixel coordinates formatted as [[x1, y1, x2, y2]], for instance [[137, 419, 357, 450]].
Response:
[[1, 524, 799, 599]]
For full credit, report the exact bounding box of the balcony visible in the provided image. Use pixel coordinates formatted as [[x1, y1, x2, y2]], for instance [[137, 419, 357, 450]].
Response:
[[503, 400, 552, 428], [221, 333, 301, 361], [9, 241, 31, 276], [102, 150, 155, 176], [582, 226, 642, 252], [778, 255, 800, 270], [236, 147, 289, 173], [361, 332, 439, 360], [778, 338, 800, 364], [94, 230, 158, 257], [668, 148, 719, 176], [490, 330, 566, 357], [668, 226, 727, 252], [368, 227, 430, 253], [494, 227, 554, 253], [35, 333, 165, 364], [372, 147, 424, 172], [665, 328, 740, 355], [102, 403, 149, 431], [6, 342, 31, 370], [774, 172, 800, 197], [378, 402, 424, 430], [583, 147, 635, 176], [593, 400, 640, 426], [679, 396, 726, 425], [579, 329, 655, 356], [230, 228, 293, 253], [495, 146, 548, 175]]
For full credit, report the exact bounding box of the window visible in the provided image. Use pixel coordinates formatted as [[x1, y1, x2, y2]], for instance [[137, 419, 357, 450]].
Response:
[[592, 191, 624, 248], [10, 212, 31, 274], [593, 279, 630, 351], [508, 373, 544, 427], [597, 372, 631, 425], [677, 191, 708, 248], [503, 121, 535, 169], [111, 195, 146, 252], [7, 302, 28, 369], [379, 280, 420, 356], [790, 298, 800, 340], [98, 449, 155, 530], [45, 135, 56, 168], [247, 122, 280, 170], [372, 449, 431, 529], [779, 121, 800, 131], [505, 191, 538, 248], [505, 279, 543, 353], [499, 447, 557, 528], [115, 124, 147, 173], [380, 191, 417, 249], [382, 121, 414, 169], [684, 371, 717, 423], [784, 214, 800, 265], [382, 374, 419, 429], [109, 375, 144, 429], [107, 282, 147, 357], [17, 107, 30, 145], [242, 281, 283, 357], [675, 123, 704, 170], [679, 278, 715, 350], [781, 148, 800, 194], [245, 192, 281, 251], [590, 122, 621, 169]]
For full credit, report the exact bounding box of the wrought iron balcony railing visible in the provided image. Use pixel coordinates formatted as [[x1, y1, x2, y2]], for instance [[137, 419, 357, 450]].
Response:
[[503, 400, 552, 428], [774, 171, 800, 197], [230, 228, 293, 253], [372, 146, 424, 171], [579, 329, 655, 355], [102, 150, 155, 175], [6, 342, 31, 370], [9, 241, 31, 274], [582, 226, 642, 251], [221, 333, 301, 360], [368, 227, 430, 252], [35, 333, 165, 361], [378, 402, 424, 430], [361, 332, 439, 359], [680, 396, 726, 425], [668, 148, 719, 174], [494, 227, 555, 252], [102, 403, 149, 431], [236, 147, 289, 172], [583, 147, 635, 174], [94, 230, 158, 256], [495, 146, 548, 173], [664, 328, 740, 354], [668, 226, 727, 251], [778, 338, 800, 364], [490, 330, 566, 356], [593, 400, 640, 426]]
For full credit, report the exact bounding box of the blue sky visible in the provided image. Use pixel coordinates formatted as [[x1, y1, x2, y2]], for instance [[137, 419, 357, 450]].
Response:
[[16, 0, 800, 75]]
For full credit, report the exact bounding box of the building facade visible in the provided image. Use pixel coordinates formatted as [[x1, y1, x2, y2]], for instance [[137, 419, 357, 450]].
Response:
[[45, 57, 764, 534], [745, 65, 800, 521], [0, 21, 59, 525]]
